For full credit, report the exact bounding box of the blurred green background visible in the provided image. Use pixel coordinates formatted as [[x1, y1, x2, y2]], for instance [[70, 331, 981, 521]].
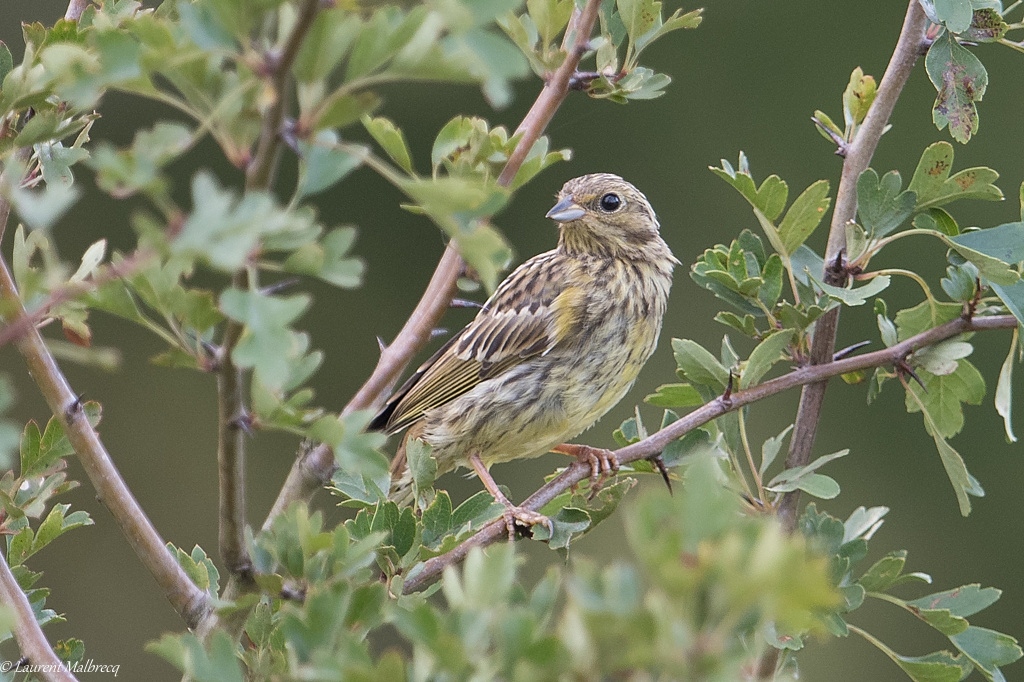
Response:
[[2, 1, 1023, 679]]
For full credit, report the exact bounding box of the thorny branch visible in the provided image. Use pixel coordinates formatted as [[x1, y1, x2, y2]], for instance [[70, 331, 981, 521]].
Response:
[[401, 313, 1018, 594], [0, 201, 211, 629], [777, 0, 929, 531]]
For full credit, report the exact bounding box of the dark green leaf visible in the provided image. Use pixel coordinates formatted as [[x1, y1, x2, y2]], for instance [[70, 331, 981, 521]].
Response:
[[857, 169, 916, 237]]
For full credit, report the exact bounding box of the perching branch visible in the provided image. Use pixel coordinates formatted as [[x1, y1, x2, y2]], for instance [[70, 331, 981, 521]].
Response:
[[401, 312, 1018, 594], [778, 0, 928, 530], [0, 209, 210, 630], [260, 0, 605, 533], [0, 551, 78, 682]]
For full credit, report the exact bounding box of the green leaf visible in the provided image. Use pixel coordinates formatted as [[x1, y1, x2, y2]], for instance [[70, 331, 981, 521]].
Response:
[[778, 180, 831, 254], [992, 280, 1024, 326], [934, 0, 974, 32], [950, 626, 1023, 678], [950, 221, 1024, 269], [908, 584, 1002, 618], [995, 330, 1018, 443], [905, 359, 985, 439], [362, 115, 413, 174], [926, 32, 988, 143], [672, 338, 729, 391], [843, 67, 876, 128], [283, 227, 365, 288], [857, 169, 916, 237], [295, 131, 364, 200], [760, 424, 792, 477], [766, 450, 848, 499], [740, 329, 794, 389], [915, 393, 980, 516], [914, 339, 973, 376], [0, 41, 12, 83], [644, 383, 703, 408], [909, 142, 1002, 210], [812, 273, 891, 306], [710, 154, 789, 222], [532, 507, 590, 548], [858, 550, 908, 592], [914, 207, 961, 236], [895, 300, 963, 339], [147, 631, 245, 682], [405, 438, 437, 495], [219, 288, 313, 390]]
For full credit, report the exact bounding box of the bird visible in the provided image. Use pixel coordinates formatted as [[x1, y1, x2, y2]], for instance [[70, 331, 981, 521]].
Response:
[[369, 173, 677, 536]]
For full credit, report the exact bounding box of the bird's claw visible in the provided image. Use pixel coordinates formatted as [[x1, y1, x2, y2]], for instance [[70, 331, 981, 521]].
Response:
[[499, 504, 552, 540]]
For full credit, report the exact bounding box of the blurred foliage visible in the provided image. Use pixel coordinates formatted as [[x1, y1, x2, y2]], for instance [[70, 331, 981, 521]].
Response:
[[0, 0, 1023, 680]]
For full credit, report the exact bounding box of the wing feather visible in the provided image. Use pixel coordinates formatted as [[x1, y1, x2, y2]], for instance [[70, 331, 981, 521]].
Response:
[[372, 252, 572, 434]]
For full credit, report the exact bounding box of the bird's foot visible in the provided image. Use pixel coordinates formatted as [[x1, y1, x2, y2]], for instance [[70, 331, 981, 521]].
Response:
[[498, 501, 553, 540], [553, 443, 620, 498]]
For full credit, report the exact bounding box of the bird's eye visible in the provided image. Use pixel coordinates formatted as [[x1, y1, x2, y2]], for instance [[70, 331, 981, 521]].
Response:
[[599, 193, 622, 212]]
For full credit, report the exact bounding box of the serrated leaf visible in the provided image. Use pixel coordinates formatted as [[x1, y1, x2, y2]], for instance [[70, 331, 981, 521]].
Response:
[[858, 550, 908, 592], [908, 584, 1001, 618], [710, 156, 789, 222], [295, 131, 363, 200], [219, 288, 313, 390]]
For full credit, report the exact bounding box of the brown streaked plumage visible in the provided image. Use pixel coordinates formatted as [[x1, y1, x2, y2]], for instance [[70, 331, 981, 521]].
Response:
[[370, 173, 677, 534]]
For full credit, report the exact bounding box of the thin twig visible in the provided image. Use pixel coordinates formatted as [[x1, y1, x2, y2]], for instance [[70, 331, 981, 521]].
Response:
[[401, 313, 1017, 593], [777, 0, 928, 531], [260, 0, 605, 533], [0, 226, 210, 630], [0, 249, 155, 349], [0, 552, 79, 682]]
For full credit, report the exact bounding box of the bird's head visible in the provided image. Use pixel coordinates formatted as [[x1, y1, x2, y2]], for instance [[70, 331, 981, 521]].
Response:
[[546, 173, 667, 260]]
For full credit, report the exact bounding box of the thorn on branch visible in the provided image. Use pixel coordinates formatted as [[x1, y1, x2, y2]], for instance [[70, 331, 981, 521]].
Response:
[[230, 411, 255, 435], [833, 340, 871, 361], [721, 371, 736, 406], [895, 356, 927, 392], [64, 393, 85, 424], [259, 277, 300, 296], [964, 278, 982, 320], [430, 328, 448, 339], [648, 453, 673, 493], [450, 298, 483, 309], [377, 336, 388, 353]]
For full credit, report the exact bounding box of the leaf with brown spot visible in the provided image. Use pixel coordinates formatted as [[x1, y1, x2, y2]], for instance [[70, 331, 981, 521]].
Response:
[[926, 33, 988, 144]]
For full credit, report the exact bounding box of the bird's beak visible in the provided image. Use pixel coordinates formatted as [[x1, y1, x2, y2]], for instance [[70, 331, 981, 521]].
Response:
[[545, 196, 586, 223]]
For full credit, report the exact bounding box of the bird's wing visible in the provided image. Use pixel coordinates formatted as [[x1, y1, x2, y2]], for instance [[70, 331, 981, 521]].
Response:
[[372, 252, 578, 434]]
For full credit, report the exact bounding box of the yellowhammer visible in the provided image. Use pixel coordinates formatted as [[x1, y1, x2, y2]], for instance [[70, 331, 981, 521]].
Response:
[[370, 173, 676, 534]]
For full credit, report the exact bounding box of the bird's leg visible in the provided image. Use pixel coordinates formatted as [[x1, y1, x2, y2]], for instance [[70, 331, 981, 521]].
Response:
[[551, 443, 620, 497], [468, 453, 552, 540]]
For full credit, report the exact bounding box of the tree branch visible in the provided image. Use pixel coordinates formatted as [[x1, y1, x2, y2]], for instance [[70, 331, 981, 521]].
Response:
[[401, 312, 1018, 594], [0, 223, 210, 630], [64, 0, 91, 21], [260, 0, 605, 531], [0, 551, 79, 682], [777, 0, 928, 530], [214, 0, 323, 589]]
